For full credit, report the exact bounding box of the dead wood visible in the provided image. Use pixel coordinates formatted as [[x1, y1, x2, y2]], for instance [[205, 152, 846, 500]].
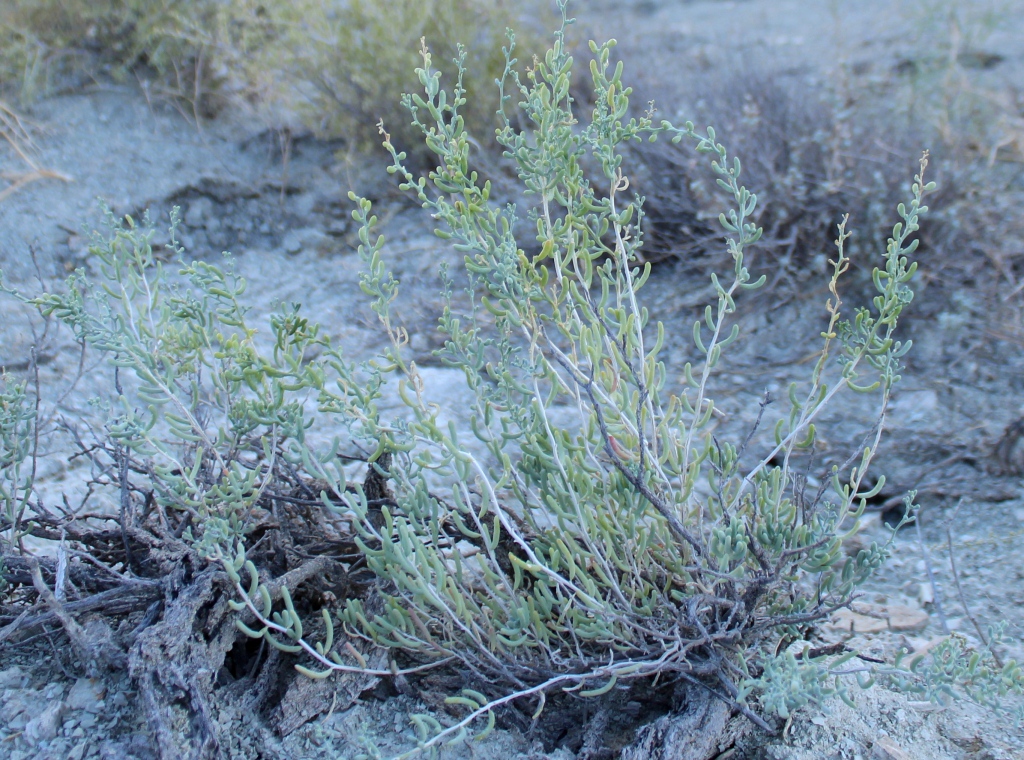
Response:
[[1, 552, 158, 595], [620, 682, 745, 760], [273, 649, 383, 736], [3, 583, 162, 634], [27, 556, 127, 674], [577, 704, 613, 760], [129, 568, 227, 760], [0, 458, 459, 748], [273, 584, 388, 736]]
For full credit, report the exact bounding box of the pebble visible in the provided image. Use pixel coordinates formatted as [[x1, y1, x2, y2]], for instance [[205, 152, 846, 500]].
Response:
[[66, 678, 107, 712], [828, 608, 888, 634], [24, 700, 65, 745], [409, 331, 431, 353], [872, 736, 911, 760], [918, 582, 934, 605], [283, 229, 305, 254], [827, 603, 930, 635], [186, 197, 214, 228], [43, 682, 65, 700], [887, 605, 930, 632], [0, 666, 24, 689], [109, 690, 128, 708], [282, 227, 329, 255], [8, 711, 30, 730]]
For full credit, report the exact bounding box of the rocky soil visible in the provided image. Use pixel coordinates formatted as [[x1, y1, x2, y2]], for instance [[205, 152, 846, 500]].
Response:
[[2, 0, 1024, 758]]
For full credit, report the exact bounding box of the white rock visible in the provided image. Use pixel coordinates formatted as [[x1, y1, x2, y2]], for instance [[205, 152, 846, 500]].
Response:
[[0, 666, 24, 689], [907, 700, 945, 713], [888, 389, 938, 424], [828, 608, 887, 634], [24, 700, 64, 745], [918, 581, 934, 605], [827, 603, 930, 635], [282, 227, 328, 255], [872, 736, 911, 760], [887, 605, 930, 633], [65, 678, 106, 713], [186, 196, 214, 228]]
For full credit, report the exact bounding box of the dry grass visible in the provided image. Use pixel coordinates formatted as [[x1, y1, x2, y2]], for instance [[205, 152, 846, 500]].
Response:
[[627, 42, 1024, 319], [0, 100, 70, 203], [0, 0, 547, 156]]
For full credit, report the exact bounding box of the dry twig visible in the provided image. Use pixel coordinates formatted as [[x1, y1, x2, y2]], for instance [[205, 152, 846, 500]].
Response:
[[0, 101, 72, 203]]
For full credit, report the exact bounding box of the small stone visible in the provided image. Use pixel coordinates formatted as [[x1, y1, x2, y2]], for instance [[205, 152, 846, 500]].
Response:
[[0, 666, 24, 689], [283, 229, 304, 254], [889, 389, 938, 424], [918, 582, 934, 605], [828, 608, 888, 634], [66, 678, 106, 712], [409, 332, 430, 353], [872, 736, 911, 760], [907, 700, 946, 713], [9, 711, 30, 730], [828, 603, 930, 635], [24, 700, 65, 745], [325, 219, 349, 236], [186, 197, 214, 228], [291, 192, 316, 218], [68, 741, 89, 760], [282, 227, 328, 255], [887, 605, 929, 632]]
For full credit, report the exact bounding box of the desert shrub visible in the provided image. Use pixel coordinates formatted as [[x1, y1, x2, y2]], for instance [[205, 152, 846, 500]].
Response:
[[11, 4, 1024, 757], [0, 0, 543, 157], [886, 0, 1024, 305], [0, 0, 276, 114], [627, 2, 1023, 312], [0, 378, 35, 554], [627, 75, 909, 273], [272, 0, 546, 156], [894, 0, 1015, 159]]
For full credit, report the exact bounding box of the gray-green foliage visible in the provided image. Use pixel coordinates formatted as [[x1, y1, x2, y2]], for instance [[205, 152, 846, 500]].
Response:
[[2, 206, 385, 559], [0, 378, 35, 554], [16, 3, 1022, 756], [219, 4, 938, 745], [893, 624, 1024, 722]]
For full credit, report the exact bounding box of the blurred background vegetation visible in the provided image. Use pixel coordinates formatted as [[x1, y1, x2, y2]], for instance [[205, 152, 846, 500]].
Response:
[[0, 0, 1021, 318], [0, 0, 548, 155]]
